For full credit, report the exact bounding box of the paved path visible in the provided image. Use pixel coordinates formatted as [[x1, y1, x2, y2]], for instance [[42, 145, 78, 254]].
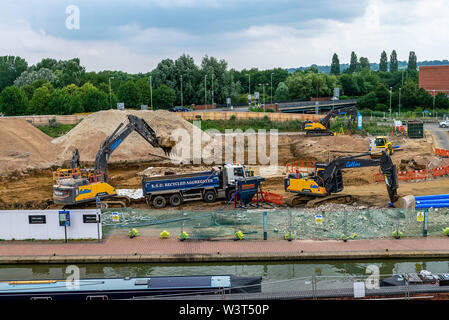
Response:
[[1, 235, 449, 264]]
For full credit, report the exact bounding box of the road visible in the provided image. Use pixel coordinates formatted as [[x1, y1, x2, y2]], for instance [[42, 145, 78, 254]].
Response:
[[426, 123, 449, 149]]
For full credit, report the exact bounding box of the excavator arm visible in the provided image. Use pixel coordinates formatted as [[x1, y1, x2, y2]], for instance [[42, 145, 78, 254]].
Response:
[[320, 106, 358, 130], [319, 151, 399, 203], [70, 148, 80, 169], [94, 115, 174, 181]]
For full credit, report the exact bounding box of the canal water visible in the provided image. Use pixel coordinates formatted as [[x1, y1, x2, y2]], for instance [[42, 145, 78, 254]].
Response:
[[1, 259, 448, 292]]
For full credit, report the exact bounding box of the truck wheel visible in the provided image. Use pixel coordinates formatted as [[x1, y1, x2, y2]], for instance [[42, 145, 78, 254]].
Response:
[[226, 188, 236, 201], [203, 190, 217, 203], [169, 194, 182, 207], [153, 196, 167, 208]]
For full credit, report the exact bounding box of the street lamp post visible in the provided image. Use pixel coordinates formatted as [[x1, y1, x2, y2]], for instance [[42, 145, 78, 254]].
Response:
[[389, 87, 392, 119], [270, 73, 274, 104], [398, 88, 402, 117], [180, 75, 183, 108], [109, 76, 114, 109], [433, 89, 436, 119], [246, 74, 251, 103], [211, 73, 214, 105], [204, 75, 207, 106], [149, 75, 153, 110]]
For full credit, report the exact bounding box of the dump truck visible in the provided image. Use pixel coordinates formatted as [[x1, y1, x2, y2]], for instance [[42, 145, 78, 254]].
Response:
[[141, 163, 264, 208]]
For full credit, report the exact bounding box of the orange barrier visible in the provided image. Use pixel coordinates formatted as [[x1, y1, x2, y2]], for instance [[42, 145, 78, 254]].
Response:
[[374, 166, 449, 182], [286, 160, 316, 174], [436, 148, 449, 157], [252, 191, 284, 206]]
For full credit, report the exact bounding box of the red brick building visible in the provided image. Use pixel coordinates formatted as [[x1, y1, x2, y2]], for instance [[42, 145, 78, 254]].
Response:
[[419, 65, 449, 96]]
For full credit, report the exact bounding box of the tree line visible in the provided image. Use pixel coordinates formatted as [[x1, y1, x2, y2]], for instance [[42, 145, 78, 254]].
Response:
[[0, 51, 448, 116]]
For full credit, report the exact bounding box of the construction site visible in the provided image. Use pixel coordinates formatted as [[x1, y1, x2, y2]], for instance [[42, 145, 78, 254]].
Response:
[[1, 108, 448, 213]]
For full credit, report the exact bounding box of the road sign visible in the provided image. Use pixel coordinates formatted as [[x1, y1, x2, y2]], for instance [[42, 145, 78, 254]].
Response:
[[59, 211, 70, 227], [117, 102, 124, 110], [315, 214, 323, 225], [254, 92, 259, 100], [112, 212, 120, 222]]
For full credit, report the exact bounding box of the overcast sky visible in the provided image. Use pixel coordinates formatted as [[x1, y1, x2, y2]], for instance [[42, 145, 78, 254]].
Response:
[[1, 0, 448, 73]]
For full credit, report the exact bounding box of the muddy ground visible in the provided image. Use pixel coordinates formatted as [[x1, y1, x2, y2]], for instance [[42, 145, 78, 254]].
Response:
[[1, 132, 448, 210]]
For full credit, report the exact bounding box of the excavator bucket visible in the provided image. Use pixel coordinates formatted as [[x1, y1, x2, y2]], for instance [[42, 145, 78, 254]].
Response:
[[157, 136, 176, 155]]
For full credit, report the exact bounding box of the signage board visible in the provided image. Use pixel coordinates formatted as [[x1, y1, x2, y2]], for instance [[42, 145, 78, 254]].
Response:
[[59, 211, 70, 227]]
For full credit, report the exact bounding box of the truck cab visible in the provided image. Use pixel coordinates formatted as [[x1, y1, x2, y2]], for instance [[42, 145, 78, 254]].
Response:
[[220, 163, 248, 186]]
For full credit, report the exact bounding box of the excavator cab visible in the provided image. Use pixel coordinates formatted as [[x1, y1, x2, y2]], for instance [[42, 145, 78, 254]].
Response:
[[370, 136, 393, 158]]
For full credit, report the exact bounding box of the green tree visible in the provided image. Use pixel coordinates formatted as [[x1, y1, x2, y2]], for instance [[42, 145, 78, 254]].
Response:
[[375, 82, 390, 104], [348, 51, 358, 73], [83, 87, 108, 112], [117, 81, 141, 108], [339, 74, 360, 96], [153, 84, 176, 109], [435, 92, 449, 109], [136, 78, 152, 106], [274, 82, 290, 101], [0, 86, 28, 115], [390, 50, 398, 73], [48, 89, 72, 115], [357, 92, 378, 109], [0, 56, 28, 92], [408, 51, 417, 71], [29, 86, 51, 115], [54, 58, 86, 87], [14, 68, 57, 87], [379, 51, 388, 72], [330, 53, 340, 75], [359, 57, 370, 70]]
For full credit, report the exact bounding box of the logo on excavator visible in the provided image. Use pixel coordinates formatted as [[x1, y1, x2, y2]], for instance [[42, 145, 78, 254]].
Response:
[[79, 188, 91, 194], [345, 161, 361, 168]]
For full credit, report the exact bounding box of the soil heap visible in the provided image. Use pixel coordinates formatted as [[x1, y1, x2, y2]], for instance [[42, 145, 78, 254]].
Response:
[[52, 109, 211, 164], [0, 118, 61, 175]]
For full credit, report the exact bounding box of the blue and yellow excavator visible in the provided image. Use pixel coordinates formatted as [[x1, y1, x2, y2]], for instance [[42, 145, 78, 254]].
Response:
[[53, 115, 175, 208], [301, 106, 358, 136], [284, 151, 399, 207]]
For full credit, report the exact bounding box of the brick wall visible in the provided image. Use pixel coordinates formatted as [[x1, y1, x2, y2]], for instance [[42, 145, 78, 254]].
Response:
[[419, 65, 449, 95]]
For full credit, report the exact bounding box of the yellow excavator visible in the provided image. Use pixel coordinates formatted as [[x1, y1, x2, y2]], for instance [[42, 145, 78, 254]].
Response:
[[53, 115, 175, 208], [301, 106, 358, 136], [369, 136, 394, 158], [284, 151, 399, 207]]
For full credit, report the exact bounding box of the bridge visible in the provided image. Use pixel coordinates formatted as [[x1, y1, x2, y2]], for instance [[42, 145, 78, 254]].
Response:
[[278, 99, 358, 113]]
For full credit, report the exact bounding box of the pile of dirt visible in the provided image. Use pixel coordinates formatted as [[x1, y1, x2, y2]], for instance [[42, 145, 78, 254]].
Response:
[[0, 119, 61, 175], [52, 109, 212, 164]]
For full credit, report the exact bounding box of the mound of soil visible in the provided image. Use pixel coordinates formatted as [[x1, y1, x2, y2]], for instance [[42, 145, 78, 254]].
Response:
[[52, 109, 211, 164], [0, 119, 61, 175]]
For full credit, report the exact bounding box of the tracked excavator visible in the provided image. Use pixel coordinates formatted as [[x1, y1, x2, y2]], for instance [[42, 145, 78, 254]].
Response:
[[301, 106, 358, 136], [284, 150, 399, 207], [53, 115, 175, 208]]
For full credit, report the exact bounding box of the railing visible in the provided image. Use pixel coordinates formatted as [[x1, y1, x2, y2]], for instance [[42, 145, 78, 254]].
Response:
[[100, 207, 448, 240]]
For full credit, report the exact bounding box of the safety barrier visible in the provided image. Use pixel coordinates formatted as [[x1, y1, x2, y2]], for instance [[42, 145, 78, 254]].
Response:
[[435, 148, 449, 157], [374, 166, 449, 182], [251, 191, 284, 206], [285, 160, 316, 174]]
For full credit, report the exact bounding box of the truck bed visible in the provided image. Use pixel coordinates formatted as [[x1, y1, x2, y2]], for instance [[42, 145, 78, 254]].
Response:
[[142, 171, 220, 194]]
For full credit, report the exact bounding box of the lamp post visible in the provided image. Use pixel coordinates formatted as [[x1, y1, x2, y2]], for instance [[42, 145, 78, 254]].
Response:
[[389, 87, 392, 119], [180, 75, 183, 107], [211, 73, 214, 105], [109, 76, 114, 109], [204, 75, 207, 106], [398, 87, 402, 117], [149, 75, 153, 110], [270, 72, 274, 104], [433, 89, 436, 119]]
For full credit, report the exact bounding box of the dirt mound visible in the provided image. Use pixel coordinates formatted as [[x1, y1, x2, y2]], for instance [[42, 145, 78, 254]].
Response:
[[0, 119, 61, 175], [52, 109, 211, 164]]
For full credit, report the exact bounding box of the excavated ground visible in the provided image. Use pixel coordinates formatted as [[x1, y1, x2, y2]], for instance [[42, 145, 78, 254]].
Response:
[[1, 129, 448, 210]]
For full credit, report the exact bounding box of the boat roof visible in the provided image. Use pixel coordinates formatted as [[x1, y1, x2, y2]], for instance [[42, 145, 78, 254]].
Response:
[[0, 275, 232, 294]]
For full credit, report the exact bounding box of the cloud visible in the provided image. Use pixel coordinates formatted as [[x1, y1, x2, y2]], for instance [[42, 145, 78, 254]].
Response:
[[0, 0, 448, 73]]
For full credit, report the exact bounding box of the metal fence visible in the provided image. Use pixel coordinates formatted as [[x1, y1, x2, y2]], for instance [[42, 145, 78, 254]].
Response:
[[101, 207, 449, 240]]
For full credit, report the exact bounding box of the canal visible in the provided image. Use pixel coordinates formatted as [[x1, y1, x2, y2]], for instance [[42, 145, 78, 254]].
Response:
[[1, 259, 448, 292]]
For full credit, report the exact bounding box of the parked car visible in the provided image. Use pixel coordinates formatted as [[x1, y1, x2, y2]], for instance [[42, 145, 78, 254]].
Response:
[[171, 106, 192, 112], [439, 120, 449, 128]]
